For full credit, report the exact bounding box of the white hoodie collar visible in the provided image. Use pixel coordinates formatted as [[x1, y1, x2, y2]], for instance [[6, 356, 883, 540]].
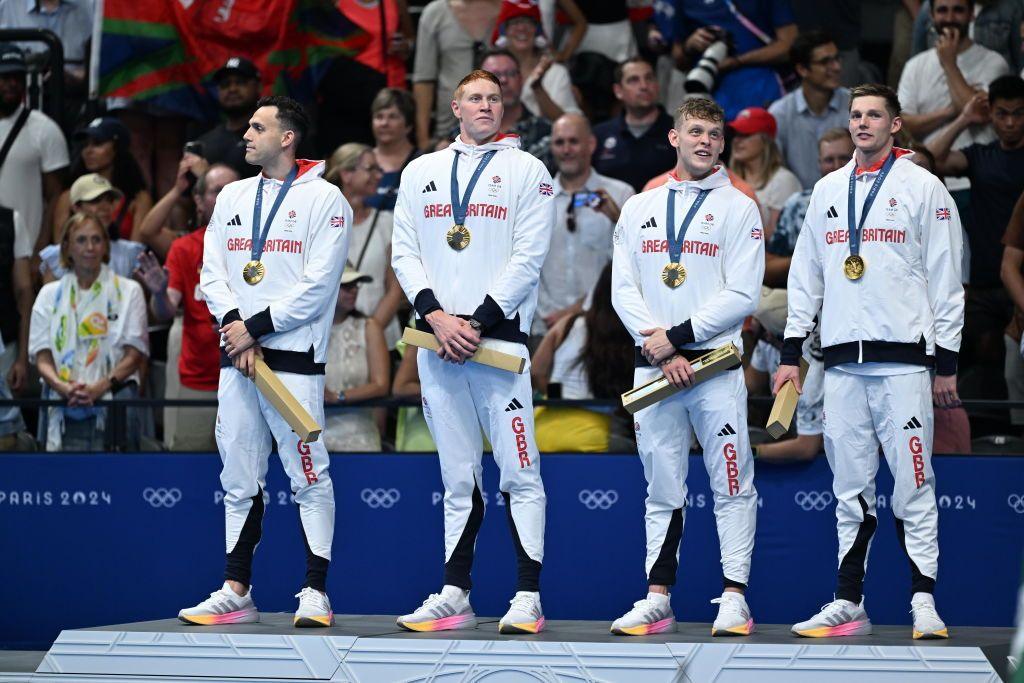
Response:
[[664, 165, 731, 193], [449, 133, 522, 157]]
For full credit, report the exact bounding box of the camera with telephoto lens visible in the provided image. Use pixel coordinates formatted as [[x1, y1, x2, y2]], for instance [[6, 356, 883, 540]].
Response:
[[684, 28, 730, 94]]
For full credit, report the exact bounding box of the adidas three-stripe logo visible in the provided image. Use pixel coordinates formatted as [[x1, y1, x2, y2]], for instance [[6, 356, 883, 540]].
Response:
[[505, 398, 524, 412], [640, 216, 658, 229], [826, 206, 839, 219], [422, 180, 438, 193], [717, 423, 736, 437], [227, 214, 242, 226], [903, 416, 922, 430]]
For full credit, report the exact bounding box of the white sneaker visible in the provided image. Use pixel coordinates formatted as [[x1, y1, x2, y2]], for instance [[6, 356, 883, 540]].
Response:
[[294, 587, 334, 627], [178, 582, 259, 625], [792, 599, 872, 637], [499, 591, 545, 634], [396, 585, 478, 632], [610, 593, 677, 636], [711, 592, 755, 636], [911, 592, 949, 639]]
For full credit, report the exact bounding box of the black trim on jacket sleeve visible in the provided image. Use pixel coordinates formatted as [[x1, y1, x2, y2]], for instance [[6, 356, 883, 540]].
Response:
[[934, 346, 958, 376], [415, 314, 527, 346], [221, 309, 242, 326], [414, 289, 442, 318], [244, 307, 275, 339], [221, 345, 325, 374], [780, 336, 807, 366], [666, 320, 695, 348], [471, 295, 505, 332]]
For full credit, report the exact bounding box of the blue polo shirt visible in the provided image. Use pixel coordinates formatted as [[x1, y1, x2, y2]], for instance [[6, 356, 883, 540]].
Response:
[[675, 0, 796, 119], [591, 108, 677, 193]]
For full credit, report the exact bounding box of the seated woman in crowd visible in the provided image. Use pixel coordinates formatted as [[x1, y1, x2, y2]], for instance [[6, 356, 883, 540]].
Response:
[[727, 107, 801, 238], [326, 143, 403, 348], [531, 263, 634, 452], [52, 117, 152, 245], [29, 213, 148, 451], [40, 174, 145, 282], [322, 266, 391, 452], [367, 88, 421, 212]]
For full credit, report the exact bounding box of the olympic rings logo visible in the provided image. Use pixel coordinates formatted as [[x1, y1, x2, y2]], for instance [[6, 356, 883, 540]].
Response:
[[578, 489, 619, 510], [1008, 494, 1024, 514], [143, 487, 182, 508], [361, 488, 401, 509], [794, 491, 833, 511]]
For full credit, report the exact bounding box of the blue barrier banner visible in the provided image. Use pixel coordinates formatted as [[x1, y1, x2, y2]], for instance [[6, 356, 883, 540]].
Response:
[[1, 452, 1022, 649]]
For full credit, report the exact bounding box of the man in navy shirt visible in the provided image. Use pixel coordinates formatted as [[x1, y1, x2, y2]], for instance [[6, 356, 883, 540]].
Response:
[[591, 57, 676, 193]]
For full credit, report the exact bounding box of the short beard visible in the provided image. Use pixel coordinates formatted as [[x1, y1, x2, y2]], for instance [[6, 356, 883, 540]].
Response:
[[222, 102, 255, 120], [0, 97, 20, 117]]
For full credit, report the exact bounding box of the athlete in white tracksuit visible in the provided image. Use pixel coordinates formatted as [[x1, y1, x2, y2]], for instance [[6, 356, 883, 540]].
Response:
[[610, 99, 764, 636], [187, 97, 350, 627], [781, 85, 963, 639], [391, 71, 554, 634]]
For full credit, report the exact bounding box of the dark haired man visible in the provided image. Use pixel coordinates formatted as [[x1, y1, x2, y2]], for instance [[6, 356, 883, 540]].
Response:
[[778, 84, 963, 640], [197, 56, 262, 178], [592, 57, 677, 192], [927, 75, 1024, 380], [611, 97, 763, 637], [392, 69, 554, 634], [768, 31, 850, 189], [182, 96, 351, 627]]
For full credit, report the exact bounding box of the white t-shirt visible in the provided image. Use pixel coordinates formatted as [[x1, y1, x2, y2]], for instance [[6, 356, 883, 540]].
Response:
[[0, 107, 70, 247], [756, 167, 802, 227], [522, 62, 581, 119], [898, 44, 1010, 191], [11, 209, 31, 260]]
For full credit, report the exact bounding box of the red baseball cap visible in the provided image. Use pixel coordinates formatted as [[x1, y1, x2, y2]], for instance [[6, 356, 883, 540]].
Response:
[[728, 107, 777, 138]]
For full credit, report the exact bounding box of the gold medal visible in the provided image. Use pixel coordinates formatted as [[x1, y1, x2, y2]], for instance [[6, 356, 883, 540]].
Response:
[[661, 262, 686, 288], [843, 255, 865, 280], [446, 224, 471, 251], [242, 260, 266, 285]]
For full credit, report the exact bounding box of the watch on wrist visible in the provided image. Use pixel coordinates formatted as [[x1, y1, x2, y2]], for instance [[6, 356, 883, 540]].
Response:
[[108, 375, 125, 394], [467, 318, 483, 331]]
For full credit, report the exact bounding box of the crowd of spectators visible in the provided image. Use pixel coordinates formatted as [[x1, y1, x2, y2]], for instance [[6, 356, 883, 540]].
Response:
[[2, 0, 1024, 454]]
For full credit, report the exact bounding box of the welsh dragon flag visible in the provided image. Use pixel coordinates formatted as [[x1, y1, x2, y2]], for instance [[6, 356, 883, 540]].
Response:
[[99, 0, 371, 119]]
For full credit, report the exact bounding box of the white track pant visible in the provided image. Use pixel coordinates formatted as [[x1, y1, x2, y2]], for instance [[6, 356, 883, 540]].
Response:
[[417, 346, 546, 591], [216, 367, 334, 591], [633, 367, 757, 589], [823, 369, 938, 602]]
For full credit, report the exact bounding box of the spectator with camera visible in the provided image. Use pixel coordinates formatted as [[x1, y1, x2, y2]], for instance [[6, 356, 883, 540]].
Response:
[[768, 30, 850, 190], [29, 212, 148, 451], [535, 113, 633, 339], [195, 57, 262, 179], [0, 44, 68, 256], [53, 117, 152, 244], [727, 107, 801, 236], [928, 76, 1024, 384], [592, 57, 677, 192], [672, 0, 798, 120], [135, 161, 239, 451], [367, 88, 421, 212]]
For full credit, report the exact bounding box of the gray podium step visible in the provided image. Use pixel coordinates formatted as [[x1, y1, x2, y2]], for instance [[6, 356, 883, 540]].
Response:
[[16, 615, 1011, 682]]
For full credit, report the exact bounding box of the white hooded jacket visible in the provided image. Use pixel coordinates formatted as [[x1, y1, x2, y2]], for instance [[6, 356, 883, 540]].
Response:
[[612, 166, 765, 363], [391, 134, 554, 344], [201, 159, 352, 373]]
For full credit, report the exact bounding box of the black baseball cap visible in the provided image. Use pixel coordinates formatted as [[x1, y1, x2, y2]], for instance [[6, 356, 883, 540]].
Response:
[[74, 116, 131, 144], [213, 56, 260, 83], [0, 44, 27, 75]]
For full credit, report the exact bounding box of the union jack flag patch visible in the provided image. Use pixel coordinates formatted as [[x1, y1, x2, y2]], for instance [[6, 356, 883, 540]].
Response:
[[539, 182, 553, 196], [935, 208, 951, 220], [329, 215, 345, 228], [750, 226, 762, 240]]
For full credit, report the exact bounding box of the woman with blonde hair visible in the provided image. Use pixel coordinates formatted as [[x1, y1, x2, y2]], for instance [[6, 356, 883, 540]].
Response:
[[29, 213, 148, 451], [727, 107, 801, 238], [325, 143, 403, 348]]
